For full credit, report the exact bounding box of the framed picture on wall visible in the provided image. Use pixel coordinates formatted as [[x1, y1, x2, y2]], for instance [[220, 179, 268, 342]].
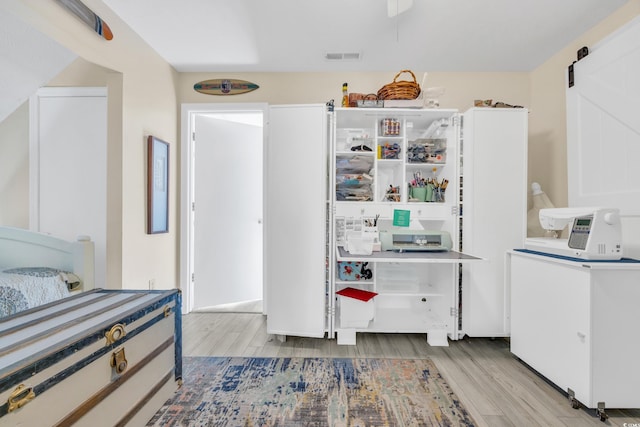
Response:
[[147, 135, 169, 234]]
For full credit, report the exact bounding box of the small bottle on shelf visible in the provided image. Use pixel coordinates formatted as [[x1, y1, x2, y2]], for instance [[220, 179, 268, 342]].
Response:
[[341, 83, 349, 108]]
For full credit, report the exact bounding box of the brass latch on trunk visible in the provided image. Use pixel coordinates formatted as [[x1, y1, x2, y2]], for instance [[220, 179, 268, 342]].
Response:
[[105, 323, 126, 346], [111, 348, 128, 375], [7, 384, 35, 413]]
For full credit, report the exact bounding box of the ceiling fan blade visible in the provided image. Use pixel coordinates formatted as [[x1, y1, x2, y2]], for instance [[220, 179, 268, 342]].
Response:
[[387, 0, 414, 17]]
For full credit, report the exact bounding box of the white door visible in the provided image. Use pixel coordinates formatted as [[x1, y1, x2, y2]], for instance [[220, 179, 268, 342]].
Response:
[[30, 87, 107, 288], [567, 17, 640, 215], [265, 104, 327, 338], [192, 111, 264, 310]]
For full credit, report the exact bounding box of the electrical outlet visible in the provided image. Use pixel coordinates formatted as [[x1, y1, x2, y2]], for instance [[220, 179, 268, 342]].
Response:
[[149, 279, 155, 289]]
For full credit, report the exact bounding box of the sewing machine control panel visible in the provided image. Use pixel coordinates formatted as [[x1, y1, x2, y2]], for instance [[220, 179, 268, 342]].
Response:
[[567, 216, 592, 250]]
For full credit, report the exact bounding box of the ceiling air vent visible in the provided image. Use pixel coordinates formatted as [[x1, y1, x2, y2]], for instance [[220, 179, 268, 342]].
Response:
[[324, 52, 361, 61]]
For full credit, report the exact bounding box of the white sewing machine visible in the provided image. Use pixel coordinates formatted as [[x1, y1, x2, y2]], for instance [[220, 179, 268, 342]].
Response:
[[524, 207, 623, 260]]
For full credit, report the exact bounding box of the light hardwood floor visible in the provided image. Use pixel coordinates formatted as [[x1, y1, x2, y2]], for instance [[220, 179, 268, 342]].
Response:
[[182, 312, 640, 427]]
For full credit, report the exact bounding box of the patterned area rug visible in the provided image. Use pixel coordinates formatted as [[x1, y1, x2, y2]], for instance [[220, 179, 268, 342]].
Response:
[[147, 357, 476, 427]]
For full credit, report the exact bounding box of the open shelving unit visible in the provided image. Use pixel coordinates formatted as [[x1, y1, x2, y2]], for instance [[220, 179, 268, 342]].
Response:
[[330, 107, 478, 346]]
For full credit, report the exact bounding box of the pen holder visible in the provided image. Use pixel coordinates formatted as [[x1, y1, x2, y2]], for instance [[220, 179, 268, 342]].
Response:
[[410, 186, 428, 202]]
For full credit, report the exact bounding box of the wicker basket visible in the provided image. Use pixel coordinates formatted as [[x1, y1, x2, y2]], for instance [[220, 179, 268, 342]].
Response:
[[377, 70, 421, 100]]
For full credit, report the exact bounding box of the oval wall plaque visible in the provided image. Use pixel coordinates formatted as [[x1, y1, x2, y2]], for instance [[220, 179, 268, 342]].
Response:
[[194, 79, 259, 96]]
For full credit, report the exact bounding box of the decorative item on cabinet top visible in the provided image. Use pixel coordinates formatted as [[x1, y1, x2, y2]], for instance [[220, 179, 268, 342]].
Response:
[[377, 70, 421, 100], [358, 94, 385, 108]]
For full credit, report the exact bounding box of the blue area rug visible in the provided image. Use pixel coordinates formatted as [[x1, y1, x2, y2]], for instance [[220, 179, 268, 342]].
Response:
[[147, 357, 476, 426]]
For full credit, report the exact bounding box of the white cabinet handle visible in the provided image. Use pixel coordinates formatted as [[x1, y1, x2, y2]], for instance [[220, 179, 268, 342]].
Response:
[[577, 332, 586, 341]]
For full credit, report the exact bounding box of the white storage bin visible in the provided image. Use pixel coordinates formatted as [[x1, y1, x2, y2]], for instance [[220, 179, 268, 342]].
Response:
[[337, 289, 376, 328]]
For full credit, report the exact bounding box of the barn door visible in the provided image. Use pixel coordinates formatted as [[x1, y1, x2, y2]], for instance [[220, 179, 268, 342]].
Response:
[[566, 17, 640, 215]]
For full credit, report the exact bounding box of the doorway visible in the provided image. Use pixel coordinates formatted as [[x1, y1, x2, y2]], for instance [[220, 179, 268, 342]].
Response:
[[181, 103, 267, 314]]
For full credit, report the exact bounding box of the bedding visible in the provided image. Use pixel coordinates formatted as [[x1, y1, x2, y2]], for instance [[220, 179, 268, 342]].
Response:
[[0, 267, 80, 317]]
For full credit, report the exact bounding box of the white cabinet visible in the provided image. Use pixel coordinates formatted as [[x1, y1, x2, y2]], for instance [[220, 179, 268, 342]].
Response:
[[509, 250, 640, 412], [265, 104, 328, 338], [330, 107, 478, 346], [265, 105, 528, 345], [461, 108, 528, 337]]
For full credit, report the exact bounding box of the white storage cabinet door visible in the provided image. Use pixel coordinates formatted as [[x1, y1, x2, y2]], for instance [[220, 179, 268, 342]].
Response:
[[510, 254, 591, 403], [461, 108, 528, 337], [265, 105, 327, 338]]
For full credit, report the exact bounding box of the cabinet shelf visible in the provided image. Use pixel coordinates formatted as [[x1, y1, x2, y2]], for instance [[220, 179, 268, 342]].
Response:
[[332, 107, 464, 346], [336, 151, 375, 156], [406, 163, 446, 168], [335, 280, 374, 286], [377, 291, 444, 297], [334, 111, 455, 205]]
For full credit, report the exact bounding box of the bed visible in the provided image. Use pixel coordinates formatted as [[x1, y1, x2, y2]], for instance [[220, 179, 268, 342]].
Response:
[[0, 226, 95, 317]]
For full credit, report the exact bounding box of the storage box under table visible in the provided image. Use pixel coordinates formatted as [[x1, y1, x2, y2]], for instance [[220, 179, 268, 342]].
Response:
[[338, 295, 375, 328], [0, 289, 182, 427]]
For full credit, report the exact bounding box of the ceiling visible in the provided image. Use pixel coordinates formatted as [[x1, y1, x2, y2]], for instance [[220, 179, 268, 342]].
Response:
[[102, 0, 628, 73]]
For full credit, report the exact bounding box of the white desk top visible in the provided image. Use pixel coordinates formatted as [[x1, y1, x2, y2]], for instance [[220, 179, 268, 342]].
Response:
[[337, 246, 482, 263], [509, 249, 640, 270]]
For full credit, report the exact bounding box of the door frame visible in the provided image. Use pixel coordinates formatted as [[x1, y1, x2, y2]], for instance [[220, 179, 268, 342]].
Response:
[[180, 103, 268, 314]]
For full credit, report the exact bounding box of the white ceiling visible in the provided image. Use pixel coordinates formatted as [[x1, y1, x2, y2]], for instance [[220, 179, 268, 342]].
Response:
[[102, 0, 628, 73]]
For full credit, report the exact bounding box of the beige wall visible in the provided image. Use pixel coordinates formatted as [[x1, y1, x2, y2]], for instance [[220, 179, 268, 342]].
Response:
[[0, 102, 29, 228], [3, 0, 180, 291], [179, 71, 530, 112], [2, 0, 638, 293]]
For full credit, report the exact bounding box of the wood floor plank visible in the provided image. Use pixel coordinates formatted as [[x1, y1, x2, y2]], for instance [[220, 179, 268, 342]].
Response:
[[181, 313, 640, 427], [423, 358, 495, 427], [328, 339, 358, 358], [464, 342, 572, 426], [223, 314, 264, 355], [483, 415, 516, 427], [429, 343, 507, 418]]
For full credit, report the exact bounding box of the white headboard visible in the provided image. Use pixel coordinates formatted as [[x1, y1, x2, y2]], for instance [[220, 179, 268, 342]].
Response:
[[0, 226, 95, 291]]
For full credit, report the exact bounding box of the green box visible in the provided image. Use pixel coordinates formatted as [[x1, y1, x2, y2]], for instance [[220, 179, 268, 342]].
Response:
[[393, 209, 411, 227]]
